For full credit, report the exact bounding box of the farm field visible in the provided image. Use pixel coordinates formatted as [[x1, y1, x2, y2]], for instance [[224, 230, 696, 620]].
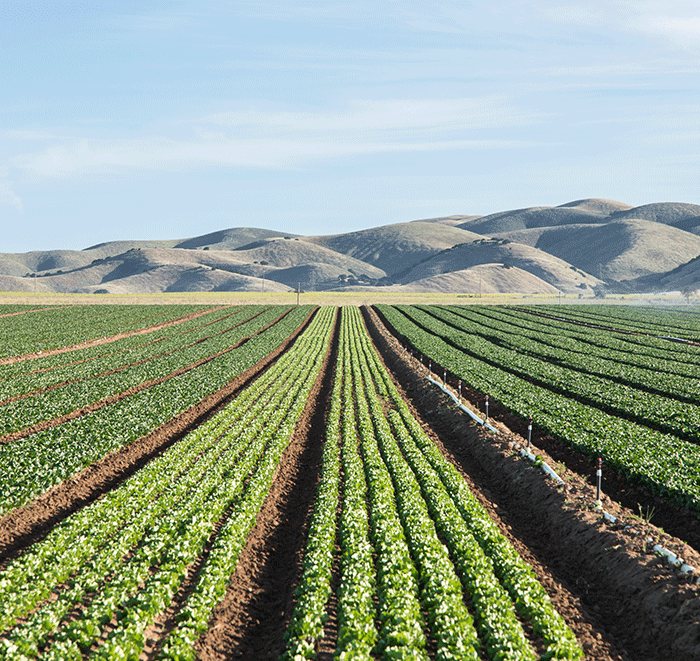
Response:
[[1, 303, 699, 660]]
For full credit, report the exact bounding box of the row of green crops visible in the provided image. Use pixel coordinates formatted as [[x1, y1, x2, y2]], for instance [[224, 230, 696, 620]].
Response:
[[458, 305, 700, 376], [0, 304, 211, 355], [376, 304, 700, 512], [527, 304, 700, 339], [0, 306, 274, 436], [0, 304, 47, 316], [283, 306, 583, 660], [0, 305, 242, 390], [0, 305, 314, 516], [0, 306, 336, 661], [417, 305, 700, 443]]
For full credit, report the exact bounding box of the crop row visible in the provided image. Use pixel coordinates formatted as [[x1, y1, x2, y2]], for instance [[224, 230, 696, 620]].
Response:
[[376, 304, 700, 512], [450, 304, 700, 375], [283, 306, 582, 660], [0, 304, 210, 355], [0, 305, 314, 516], [0, 306, 336, 660], [0, 305, 242, 392], [420, 305, 700, 441], [0, 304, 46, 316], [531, 303, 700, 338], [0, 306, 276, 436]]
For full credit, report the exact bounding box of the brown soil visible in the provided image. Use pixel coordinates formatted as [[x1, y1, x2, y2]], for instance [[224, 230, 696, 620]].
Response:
[[362, 305, 700, 661], [0, 307, 316, 560], [193, 309, 339, 661], [0, 307, 285, 444], [0, 306, 224, 366], [375, 306, 700, 555]]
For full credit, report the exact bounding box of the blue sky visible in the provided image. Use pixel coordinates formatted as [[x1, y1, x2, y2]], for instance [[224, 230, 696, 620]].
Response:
[[1, 1, 699, 252]]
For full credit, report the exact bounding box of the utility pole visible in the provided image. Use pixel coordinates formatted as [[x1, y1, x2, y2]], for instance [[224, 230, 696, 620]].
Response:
[[296, 282, 300, 306]]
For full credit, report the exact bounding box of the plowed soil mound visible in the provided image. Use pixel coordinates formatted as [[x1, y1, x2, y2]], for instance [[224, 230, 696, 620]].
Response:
[[363, 305, 700, 661]]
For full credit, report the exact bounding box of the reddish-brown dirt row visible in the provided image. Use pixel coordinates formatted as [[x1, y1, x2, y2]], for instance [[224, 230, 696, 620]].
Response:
[[0, 307, 289, 445], [0, 306, 317, 562], [373, 306, 700, 557], [363, 305, 700, 661], [189, 308, 340, 661], [0, 305, 225, 366]]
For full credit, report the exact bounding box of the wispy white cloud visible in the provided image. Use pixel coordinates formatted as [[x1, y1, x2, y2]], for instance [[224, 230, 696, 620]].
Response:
[[531, 1, 700, 50], [200, 97, 541, 135], [8, 97, 544, 180], [0, 180, 23, 212], [10, 135, 537, 180]]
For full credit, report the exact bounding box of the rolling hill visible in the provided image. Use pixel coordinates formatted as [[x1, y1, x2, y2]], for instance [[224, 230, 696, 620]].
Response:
[[1, 198, 699, 295], [396, 238, 600, 292], [493, 219, 700, 281], [304, 222, 480, 276]]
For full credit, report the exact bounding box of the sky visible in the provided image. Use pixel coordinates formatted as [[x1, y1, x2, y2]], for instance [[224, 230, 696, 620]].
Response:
[[1, 1, 699, 253]]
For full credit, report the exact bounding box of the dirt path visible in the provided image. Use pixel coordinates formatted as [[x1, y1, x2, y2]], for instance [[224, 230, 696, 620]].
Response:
[[0, 307, 286, 444], [0, 307, 316, 560], [363, 305, 700, 661], [0, 306, 225, 366], [193, 309, 339, 661]]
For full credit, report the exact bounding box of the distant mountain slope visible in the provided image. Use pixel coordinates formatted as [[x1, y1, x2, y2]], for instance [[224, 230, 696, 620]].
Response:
[[2, 199, 700, 295], [86, 267, 291, 295], [5, 241, 383, 294], [409, 214, 482, 226], [457, 198, 633, 235], [83, 239, 181, 255], [231, 237, 385, 277], [305, 221, 480, 275], [457, 206, 607, 235], [394, 263, 560, 294], [398, 238, 600, 292], [557, 198, 633, 214], [493, 220, 700, 281], [629, 254, 700, 293], [174, 227, 297, 250], [0, 250, 102, 277], [608, 202, 700, 228]]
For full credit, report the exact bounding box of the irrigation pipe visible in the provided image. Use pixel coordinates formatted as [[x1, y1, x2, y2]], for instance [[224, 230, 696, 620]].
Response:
[[426, 376, 566, 485], [427, 376, 498, 433], [424, 363, 700, 581], [514, 446, 565, 486], [651, 541, 697, 575]]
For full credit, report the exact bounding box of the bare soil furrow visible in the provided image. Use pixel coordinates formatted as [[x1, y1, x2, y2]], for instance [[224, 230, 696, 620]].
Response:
[[0, 306, 225, 366], [0, 307, 315, 560], [363, 304, 700, 661], [194, 309, 339, 661]]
